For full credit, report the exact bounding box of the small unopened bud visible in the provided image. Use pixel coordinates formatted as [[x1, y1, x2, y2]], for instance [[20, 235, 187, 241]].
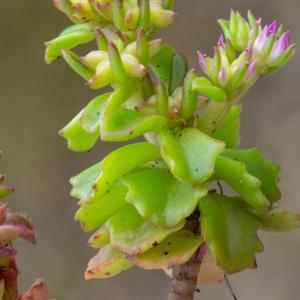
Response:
[[150, 6, 176, 29], [121, 54, 147, 78], [246, 59, 257, 81], [83, 50, 108, 69], [88, 61, 114, 89]]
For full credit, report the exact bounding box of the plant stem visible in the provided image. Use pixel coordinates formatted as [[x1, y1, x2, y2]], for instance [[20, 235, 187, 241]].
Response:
[[167, 253, 201, 300], [168, 212, 206, 300], [198, 101, 232, 136]]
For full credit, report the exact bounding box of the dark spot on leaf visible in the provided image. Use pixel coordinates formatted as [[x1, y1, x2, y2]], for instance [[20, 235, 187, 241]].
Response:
[[164, 251, 169, 256], [105, 272, 110, 276], [195, 288, 200, 293], [152, 241, 158, 247], [195, 168, 199, 172]]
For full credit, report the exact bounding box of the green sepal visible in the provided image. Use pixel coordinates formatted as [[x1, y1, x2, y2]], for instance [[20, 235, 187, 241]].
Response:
[[62, 49, 95, 80], [106, 205, 185, 256], [262, 208, 300, 232], [214, 156, 270, 215], [213, 105, 241, 148], [160, 128, 225, 185], [180, 69, 198, 120], [137, 29, 149, 65], [112, 0, 125, 31], [45, 28, 94, 63], [85, 245, 133, 279], [132, 230, 202, 270], [149, 44, 175, 88], [222, 148, 281, 202], [59, 110, 99, 152], [122, 168, 207, 227], [139, 0, 151, 31], [75, 183, 128, 231], [156, 80, 169, 116], [80, 92, 112, 135], [169, 53, 188, 94], [108, 42, 127, 83], [200, 193, 263, 273], [192, 77, 227, 102], [95, 28, 108, 51]]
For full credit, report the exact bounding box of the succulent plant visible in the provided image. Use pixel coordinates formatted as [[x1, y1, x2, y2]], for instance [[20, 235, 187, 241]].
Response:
[[45, 2, 299, 299], [0, 153, 51, 300]]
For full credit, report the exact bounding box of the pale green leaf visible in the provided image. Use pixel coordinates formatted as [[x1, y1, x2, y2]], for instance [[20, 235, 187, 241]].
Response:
[[75, 183, 128, 231], [215, 155, 270, 215], [132, 230, 202, 270], [107, 205, 185, 256], [122, 168, 207, 227], [160, 128, 225, 185], [262, 207, 300, 232], [222, 147, 281, 202], [85, 245, 133, 279], [200, 193, 263, 273]]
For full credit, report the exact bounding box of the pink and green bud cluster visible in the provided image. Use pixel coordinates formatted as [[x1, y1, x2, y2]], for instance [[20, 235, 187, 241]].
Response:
[[195, 11, 295, 101], [218, 10, 295, 73]]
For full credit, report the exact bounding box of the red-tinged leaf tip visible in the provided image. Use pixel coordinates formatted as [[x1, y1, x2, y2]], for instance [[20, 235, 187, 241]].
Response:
[[20, 279, 50, 300]]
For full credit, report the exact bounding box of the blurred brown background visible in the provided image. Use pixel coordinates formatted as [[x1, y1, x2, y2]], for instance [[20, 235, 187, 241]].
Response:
[[0, 1, 299, 299]]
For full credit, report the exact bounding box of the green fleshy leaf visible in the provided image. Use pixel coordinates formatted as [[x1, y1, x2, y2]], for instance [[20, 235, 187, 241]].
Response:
[[85, 245, 133, 279], [200, 193, 263, 273], [70, 162, 101, 201], [192, 77, 227, 102], [160, 128, 225, 185], [106, 205, 185, 256], [62, 49, 95, 80], [101, 109, 168, 142], [132, 230, 202, 270], [213, 105, 241, 148], [122, 168, 207, 227], [59, 24, 91, 36], [45, 29, 94, 63], [222, 148, 281, 203], [215, 155, 270, 215], [169, 53, 188, 94], [88, 226, 111, 248], [75, 183, 128, 231], [149, 44, 175, 88], [80, 92, 112, 134], [59, 110, 99, 152], [262, 208, 300, 232], [93, 142, 161, 197]]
